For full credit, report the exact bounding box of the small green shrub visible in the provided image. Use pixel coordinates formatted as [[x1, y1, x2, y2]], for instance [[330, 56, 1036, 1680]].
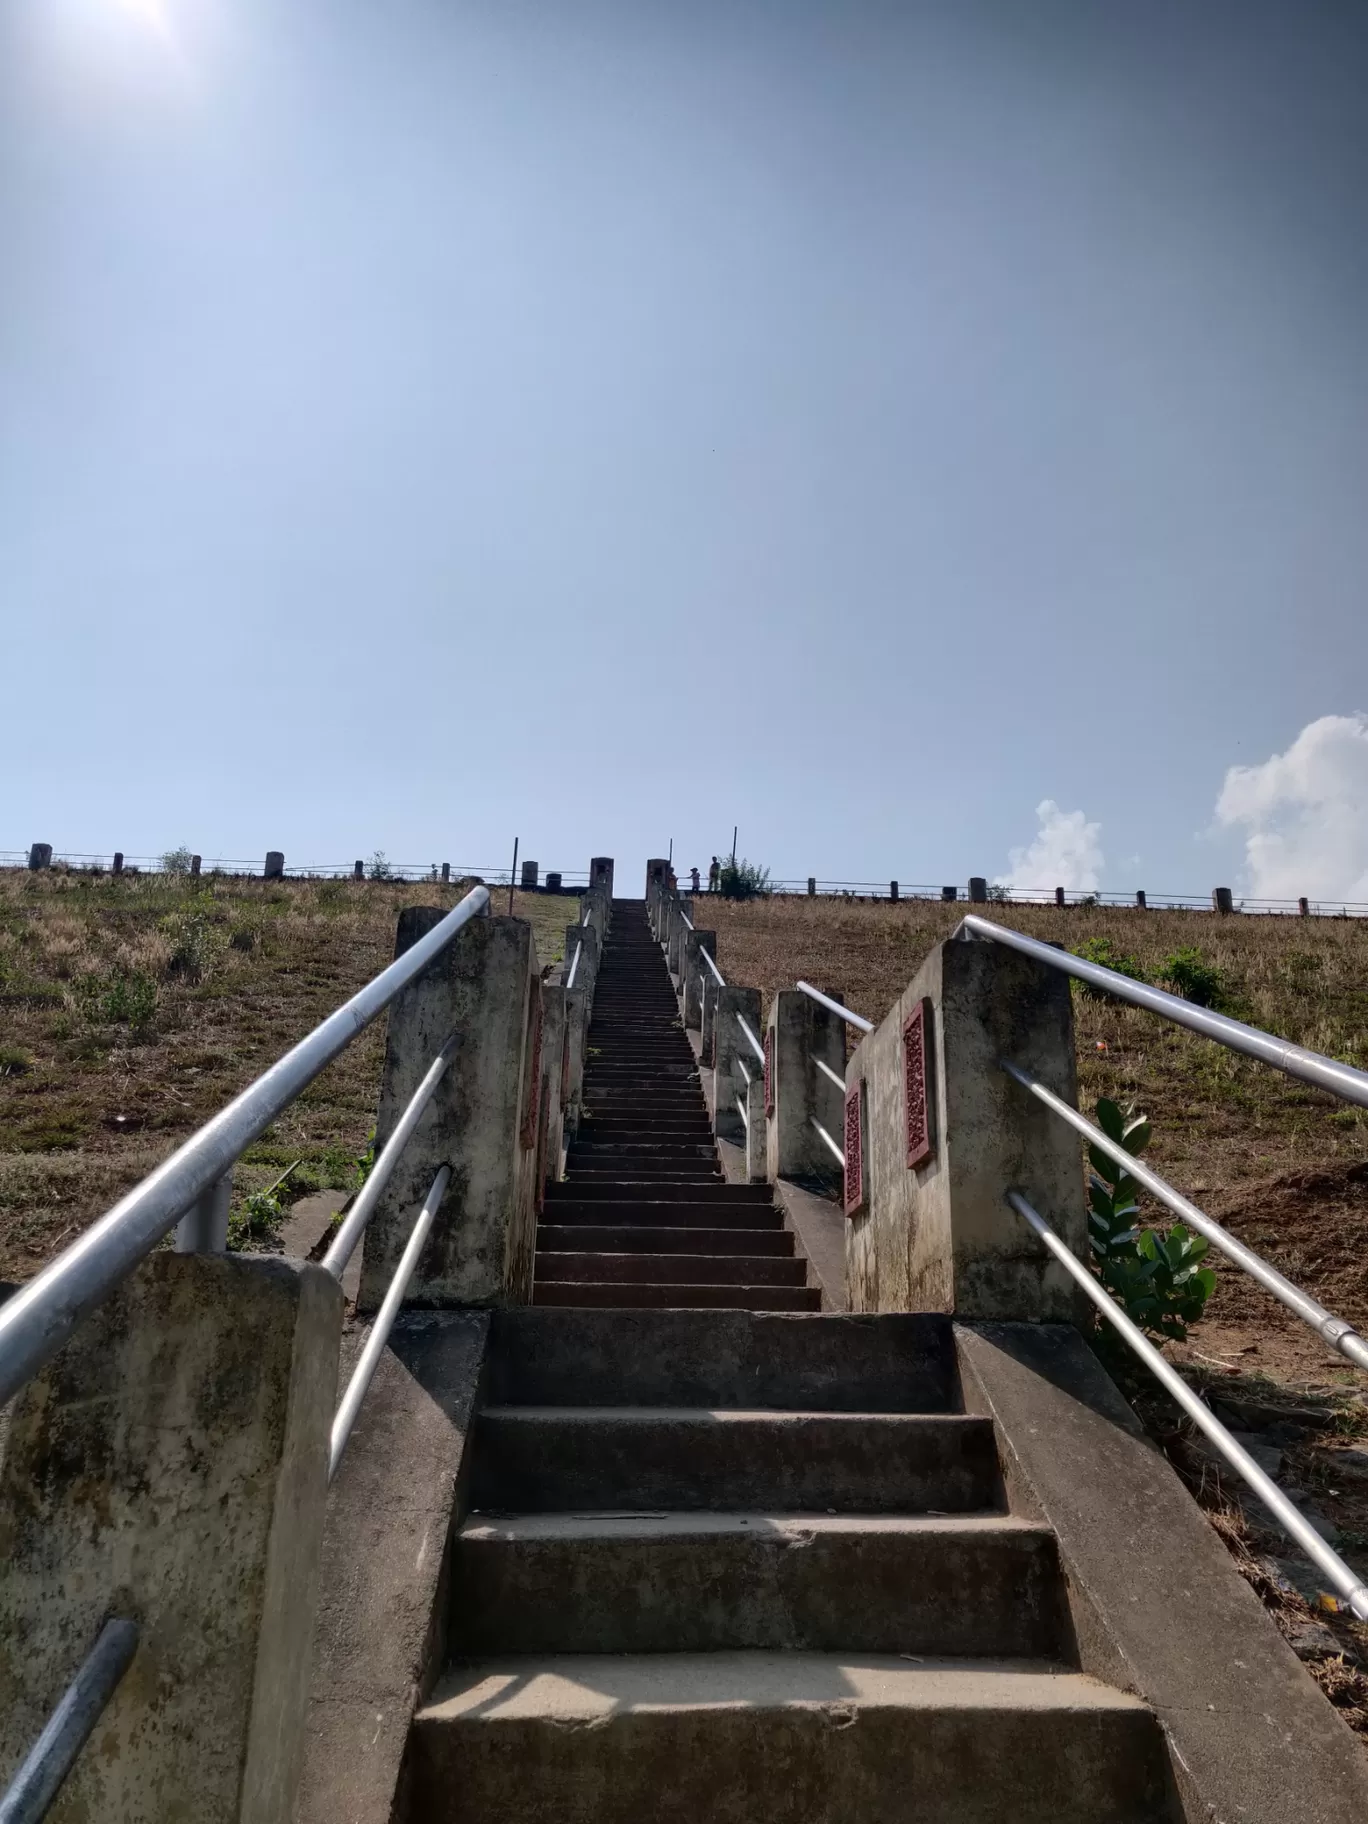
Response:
[[719, 858, 770, 901], [161, 846, 194, 876], [227, 1188, 285, 1251], [1159, 947, 1229, 1010], [163, 905, 224, 983], [367, 851, 393, 882], [1088, 1097, 1216, 1342], [77, 970, 159, 1032], [0, 1045, 32, 1077], [1071, 937, 1149, 998]]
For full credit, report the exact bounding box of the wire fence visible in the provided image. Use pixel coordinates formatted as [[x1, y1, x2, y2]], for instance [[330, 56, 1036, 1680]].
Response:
[[0, 851, 591, 887]]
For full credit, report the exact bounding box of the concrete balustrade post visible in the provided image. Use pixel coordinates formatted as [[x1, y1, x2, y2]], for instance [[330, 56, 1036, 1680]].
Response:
[[537, 984, 568, 1193], [844, 928, 1087, 1321], [579, 887, 610, 945], [743, 1073, 766, 1181], [764, 988, 845, 1187], [562, 987, 588, 1135], [0, 1251, 343, 1824], [358, 907, 539, 1310], [700, 973, 720, 1064], [644, 858, 670, 911], [713, 985, 762, 1146], [589, 856, 614, 898], [682, 930, 717, 1029], [667, 897, 694, 980], [564, 921, 599, 1001]]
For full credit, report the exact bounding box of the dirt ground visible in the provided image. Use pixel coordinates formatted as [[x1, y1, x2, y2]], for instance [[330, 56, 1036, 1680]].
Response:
[[0, 867, 572, 1280]]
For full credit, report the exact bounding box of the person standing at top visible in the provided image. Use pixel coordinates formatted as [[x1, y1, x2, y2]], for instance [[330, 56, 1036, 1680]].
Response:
[[708, 856, 721, 892], [690, 866, 700, 893]]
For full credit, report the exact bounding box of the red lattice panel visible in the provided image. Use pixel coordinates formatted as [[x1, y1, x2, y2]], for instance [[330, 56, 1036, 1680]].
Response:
[[843, 1082, 865, 1217], [764, 1029, 775, 1118], [520, 992, 543, 1150], [903, 999, 933, 1169]]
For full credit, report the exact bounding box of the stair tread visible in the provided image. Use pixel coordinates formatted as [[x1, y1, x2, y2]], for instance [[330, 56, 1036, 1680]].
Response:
[[459, 1510, 1046, 1540], [420, 1653, 1150, 1722]]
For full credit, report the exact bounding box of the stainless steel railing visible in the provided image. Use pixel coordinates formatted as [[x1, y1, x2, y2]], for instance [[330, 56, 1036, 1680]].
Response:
[[0, 1621, 140, 1824], [1007, 1188, 1368, 1620], [796, 980, 874, 1033], [0, 883, 491, 1410]]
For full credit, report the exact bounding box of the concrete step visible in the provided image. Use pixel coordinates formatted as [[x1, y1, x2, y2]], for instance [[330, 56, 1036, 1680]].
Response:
[[450, 1512, 1064, 1657], [532, 1282, 821, 1312], [544, 1181, 776, 1204], [536, 1225, 794, 1256], [407, 1654, 1171, 1824], [485, 1310, 958, 1410], [470, 1408, 999, 1512], [542, 1202, 785, 1230], [535, 1251, 808, 1287]]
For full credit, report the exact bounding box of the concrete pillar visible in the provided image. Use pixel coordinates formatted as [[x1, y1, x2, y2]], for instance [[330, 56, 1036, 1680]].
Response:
[[358, 909, 538, 1310], [520, 859, 538, 890], [579, 887, 609, 946], [113, 851, 124, 876], [562, 987, 588, 1134], [564, 922, 599, 999], [441, 862, 451, 884], [191, 854, 202, 877], [743, 1073, 766, 1182], [713, 985, 762, 1146], [807, 877, 816, 896], [590, 856, 614, 898], [700, 973, 720, 1065], [536, 984, 568, 1195], [645, 858, 670, 904], [764, 988, 845, 1188], [545, 871, 561, 893], [265, 851, 285, 881], [682, 930, 717, 1029], [0, 1251, 342, 1824], [845, 930, 1087, 1322], [353, 860, 364, 881], [1213, 886, 1234, 915], [890, 881, 899, 902], [941, 886, 957, 902], [1299, 896, 1310, 916], [1054, 887, 1065, 908], [27, 843, 52, 870], [1136, 890, 1147, 909], [967, 877, 987, 904], [667, 897, 694, 980]]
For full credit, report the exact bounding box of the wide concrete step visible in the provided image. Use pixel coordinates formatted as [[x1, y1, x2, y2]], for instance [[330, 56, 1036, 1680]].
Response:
[[407, 1654, 1170, 1824], [543, 1202, 784, 1230], [470, 1408, 999, 1512], [536, 1225, 793, 1256], [485, 1310, 958, 1410], [534, 1251, 808, 1287], [565, 1164, 723, 1180], [532, 1282, 821, 1311], [450, 1512, 1063, 1657]]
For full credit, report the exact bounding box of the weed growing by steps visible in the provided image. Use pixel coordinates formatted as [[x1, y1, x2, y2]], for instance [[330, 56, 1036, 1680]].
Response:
[[719, 858, 770, 900], [1088, 1097, 1216, 1341]]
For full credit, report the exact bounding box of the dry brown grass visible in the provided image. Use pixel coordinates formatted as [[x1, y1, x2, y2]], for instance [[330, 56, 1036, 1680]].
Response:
[[0, 868, 574, 1282], [701, 893, 1368, 1388]]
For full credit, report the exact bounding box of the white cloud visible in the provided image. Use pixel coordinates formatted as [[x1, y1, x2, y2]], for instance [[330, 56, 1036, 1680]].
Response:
[[999, 800, 1104, 892], [1216, 713, 1368, 902]]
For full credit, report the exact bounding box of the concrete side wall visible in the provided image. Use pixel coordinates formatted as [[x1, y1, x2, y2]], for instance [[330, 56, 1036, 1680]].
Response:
[[956, 1322, 1368, 1824], [299, 1311, 488, 1824], [359, 911, 537, 1311], [713, 986, 762, 1146], [846, 936, 1086, 1321], [0, 1253, 342, 1824]]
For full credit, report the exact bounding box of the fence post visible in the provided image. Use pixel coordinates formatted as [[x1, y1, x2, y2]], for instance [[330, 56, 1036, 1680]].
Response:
[[1213, 887, 1234, 915], [1136, 890, 1147, 909], [765, 988, 845, 1188], [27, 843, 52, 871], [890, 881, 899, 902], [713, 985, 762, 1146], [844, 929, 1086, 1321], [1054, 887, 1065, 907], [1299, 896, 1310, 916], [807, 877, 816, 896], [0, 1253, 343, 1824], [968, 877, 987, 904], [265, 851, 285, 881], [357, 909, 539, 1310], [941, 886, 957, 902], [682, 930, 716, 1030]]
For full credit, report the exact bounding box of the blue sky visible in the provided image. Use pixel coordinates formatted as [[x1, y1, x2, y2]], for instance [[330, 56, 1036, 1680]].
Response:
[[4, 0, 1367, 896]]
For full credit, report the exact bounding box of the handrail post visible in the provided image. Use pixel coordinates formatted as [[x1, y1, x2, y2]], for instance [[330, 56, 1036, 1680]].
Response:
[[765, 988, 845, 1190], [357, 906, 540, 1311], [845, 937, 1086, 1320], [681, 929, 717, 1031], [0, 1253, 343, 1824], [712, 986, 762, 1146], [665, 896, 693, 982], [173, 1170, 232, 1253], [700, 972, 721, 1064], [536, 984, 569, 1194]]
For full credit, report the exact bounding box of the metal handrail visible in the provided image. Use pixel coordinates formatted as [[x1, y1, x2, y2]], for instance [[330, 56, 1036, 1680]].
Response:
[[1001, 1058, 1368, 1373], [1007, 1189, 1368, 1619], [0, 883, 491, 1408], [679, 908, 693, 931], [812, 1118, 844, 1167], [565, 942, 583, 990], [736, 1095, 749, 1131], [736, 1057, 752, 1087], [796, 980, 874, 1034], [736, 1013, 765, 1065], [964, 915, 1368, 1110], [0, 1620, 139, 1824], [815, 1056, 845, 1094], [329, 1165, 450, 1480], [322, 1035, 460, 1278], [701, 948, 726, 988]]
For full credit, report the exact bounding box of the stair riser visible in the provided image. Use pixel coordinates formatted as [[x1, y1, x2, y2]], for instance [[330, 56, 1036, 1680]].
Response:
[[471, 1413, 1000, 1512], [535, 1253, 807, 1286], [535, 1227, 794, 1256], [532, 1284, 821, 1311]]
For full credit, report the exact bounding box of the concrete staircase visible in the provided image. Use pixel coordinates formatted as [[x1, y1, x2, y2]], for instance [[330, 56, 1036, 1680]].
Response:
[[535, 898, 819, 1311], [403, 1308, 1173, 1822]]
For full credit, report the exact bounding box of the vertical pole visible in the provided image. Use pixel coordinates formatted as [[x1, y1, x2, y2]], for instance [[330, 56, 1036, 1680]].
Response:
[[731, 826, 738, 866], [508, 837, 518, 917], [174, 1172, 232, 1253]]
